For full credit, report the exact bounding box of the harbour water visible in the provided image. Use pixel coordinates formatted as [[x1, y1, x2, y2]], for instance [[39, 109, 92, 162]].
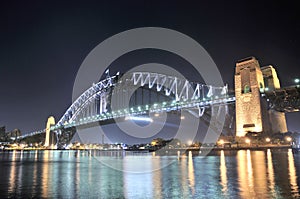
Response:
[[0, 149, 299, 198]]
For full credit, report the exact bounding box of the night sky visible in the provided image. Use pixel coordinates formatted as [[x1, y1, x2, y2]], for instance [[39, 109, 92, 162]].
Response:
[[0, 0, 299, 133]]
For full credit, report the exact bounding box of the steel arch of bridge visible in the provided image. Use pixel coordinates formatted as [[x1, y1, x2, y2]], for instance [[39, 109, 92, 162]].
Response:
[[19, 72, 235, 139], [56, 72, 230, 127]]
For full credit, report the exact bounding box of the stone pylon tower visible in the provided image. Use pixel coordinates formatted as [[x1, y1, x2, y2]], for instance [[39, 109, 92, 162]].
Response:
[[235, 57, 265, 137], [44, 116, 55, 147], [261, 66, 288, 133], [235, 57, 287, 137]]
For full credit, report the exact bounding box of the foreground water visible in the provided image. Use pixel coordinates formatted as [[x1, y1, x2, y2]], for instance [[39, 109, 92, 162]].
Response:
[[0, 149, 299, 198]]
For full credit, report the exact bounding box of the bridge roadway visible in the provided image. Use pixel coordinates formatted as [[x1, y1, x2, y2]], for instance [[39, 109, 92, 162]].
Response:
[[19, 95, 236, 139]]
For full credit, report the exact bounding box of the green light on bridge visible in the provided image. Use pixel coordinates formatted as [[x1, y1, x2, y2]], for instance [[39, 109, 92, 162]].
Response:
[[295, 78, 300, 84]]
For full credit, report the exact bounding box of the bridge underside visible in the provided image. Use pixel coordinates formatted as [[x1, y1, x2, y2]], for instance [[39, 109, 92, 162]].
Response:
[[66, 106, 236, 145], [264, 86, 300, 112]]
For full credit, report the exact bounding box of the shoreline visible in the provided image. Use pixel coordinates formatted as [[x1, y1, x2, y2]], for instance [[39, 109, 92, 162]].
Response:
[[0, 145, 292, 152]]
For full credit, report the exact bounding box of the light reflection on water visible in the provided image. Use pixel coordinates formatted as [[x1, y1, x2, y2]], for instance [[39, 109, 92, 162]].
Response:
[[220, 150, 227, 193], [0, 149, 299, 198], [267, 149, 275, 197], [288, 149, 299, 196]]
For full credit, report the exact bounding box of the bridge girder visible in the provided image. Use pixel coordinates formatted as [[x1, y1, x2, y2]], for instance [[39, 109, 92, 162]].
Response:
[[263, 86, 300, 112]]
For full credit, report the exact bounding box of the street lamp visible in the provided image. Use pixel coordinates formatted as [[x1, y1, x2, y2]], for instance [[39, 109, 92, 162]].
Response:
[[295, 78, 300, 84], [219, 139, 224, 145], [245, 138, 251, 145], [218, 139, 225, 148], [286, 136, 292, 143]]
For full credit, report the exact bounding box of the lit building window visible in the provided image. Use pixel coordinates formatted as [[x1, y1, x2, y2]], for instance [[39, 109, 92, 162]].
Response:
[[243, 85, 251, 93]]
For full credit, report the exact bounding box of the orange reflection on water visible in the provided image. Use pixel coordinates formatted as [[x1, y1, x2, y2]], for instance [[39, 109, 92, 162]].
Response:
[[252, 151, 267, 197], [246, 150, 253, 189], [267, 149, 275, 196], [188, 151, 195, 195], [220, 150, 227, 192], [238, 149, 277, 198], [42, 150, 50, 198], [8, 150, 17, 193], [180, 154, 189, 197], [237, 150, 254, 199], [287, 149, 299, 197]]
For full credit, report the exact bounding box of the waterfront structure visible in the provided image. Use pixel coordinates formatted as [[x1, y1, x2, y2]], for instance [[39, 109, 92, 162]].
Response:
[[235, 57, 287, 137]]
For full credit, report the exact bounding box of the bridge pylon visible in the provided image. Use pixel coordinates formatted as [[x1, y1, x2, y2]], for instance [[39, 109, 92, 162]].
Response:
[[44, 116, 55, 147], [235, 57, 287, 137]]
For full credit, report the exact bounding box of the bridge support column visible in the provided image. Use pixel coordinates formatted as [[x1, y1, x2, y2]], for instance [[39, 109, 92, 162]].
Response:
[[235, 57, 266, 137], [235, 57, 288, 137], [44, 116, 55, 147]]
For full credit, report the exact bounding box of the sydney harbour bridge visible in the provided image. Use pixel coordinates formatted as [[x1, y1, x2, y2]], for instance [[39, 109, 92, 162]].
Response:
[[18, 57, 300, 147]]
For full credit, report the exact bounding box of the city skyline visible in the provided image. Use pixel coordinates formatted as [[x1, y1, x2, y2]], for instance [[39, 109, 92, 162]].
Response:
[[0, 1, 299, 133]]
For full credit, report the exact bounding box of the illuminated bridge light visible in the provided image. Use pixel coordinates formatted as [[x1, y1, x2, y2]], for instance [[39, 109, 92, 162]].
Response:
[[125, 116, 153, 122]]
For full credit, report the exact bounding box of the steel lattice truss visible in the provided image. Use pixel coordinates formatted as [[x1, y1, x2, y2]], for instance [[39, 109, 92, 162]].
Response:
[[20, 72, 234, 139], [264, 86, 300, 112]]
